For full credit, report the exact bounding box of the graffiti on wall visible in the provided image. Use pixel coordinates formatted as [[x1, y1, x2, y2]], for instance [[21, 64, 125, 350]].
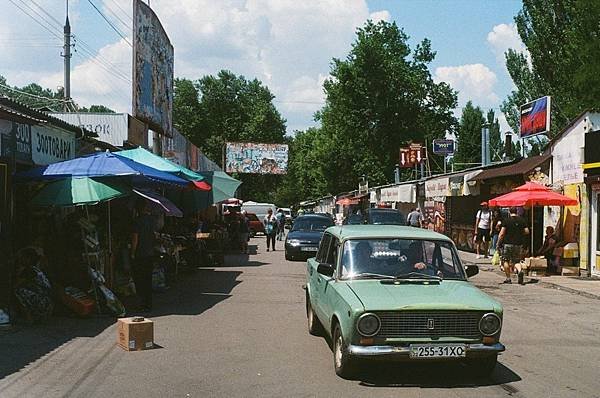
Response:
[[225, 142, 288, 174]]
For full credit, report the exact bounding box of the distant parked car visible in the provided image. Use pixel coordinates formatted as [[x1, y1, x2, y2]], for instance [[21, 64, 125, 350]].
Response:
[[343, 208, 406, 226], [245, 212, 265, 237], [305, 225, 504, 378], [285, 214, 334, 261]]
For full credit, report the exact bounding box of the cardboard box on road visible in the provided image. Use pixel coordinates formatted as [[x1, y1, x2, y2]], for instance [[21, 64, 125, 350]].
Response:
[[117, 317, 154, 351]]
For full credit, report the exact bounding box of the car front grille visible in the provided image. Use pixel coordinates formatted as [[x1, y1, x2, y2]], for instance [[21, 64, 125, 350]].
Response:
[[374, 311, 483, 339]]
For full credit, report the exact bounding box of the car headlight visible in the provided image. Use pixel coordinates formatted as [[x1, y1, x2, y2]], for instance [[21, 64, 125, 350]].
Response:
[[479, 313, 502, 336], [287, 239, 301, 247], [357, 313, 380, 337]]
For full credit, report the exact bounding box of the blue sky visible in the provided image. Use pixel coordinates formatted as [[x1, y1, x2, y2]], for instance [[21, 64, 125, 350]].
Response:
[[1, 1, 526, 134]]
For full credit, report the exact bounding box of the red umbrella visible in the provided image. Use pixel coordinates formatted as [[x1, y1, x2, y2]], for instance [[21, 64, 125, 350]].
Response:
[[336, 197, 359, 206], [488, 182, 578, 207], [489, 182, 578, 252]]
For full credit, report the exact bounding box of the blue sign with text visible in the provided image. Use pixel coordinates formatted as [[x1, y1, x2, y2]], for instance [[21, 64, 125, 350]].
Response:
[[432, 139, 455, 155]]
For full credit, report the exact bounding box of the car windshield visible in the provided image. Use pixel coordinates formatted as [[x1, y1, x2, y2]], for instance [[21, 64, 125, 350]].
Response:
[[340, 239, 465, 280], [292, 218, 333, 231], [369, 211, 404, 225], [345, 214, 364, 225]]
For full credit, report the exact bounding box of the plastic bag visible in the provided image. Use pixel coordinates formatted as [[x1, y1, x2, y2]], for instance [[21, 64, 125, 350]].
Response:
[[491, 251, 500, 267]]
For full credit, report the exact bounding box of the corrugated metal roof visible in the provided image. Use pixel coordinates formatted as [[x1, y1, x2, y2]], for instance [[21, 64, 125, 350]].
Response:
[[471, 154, 551, 181]]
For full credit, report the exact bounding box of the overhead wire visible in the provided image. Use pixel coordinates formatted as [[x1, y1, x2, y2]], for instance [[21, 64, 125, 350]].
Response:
[[7, 0, 63, 41], [102, 1, 133, 32], [86, 0, 132, 47]]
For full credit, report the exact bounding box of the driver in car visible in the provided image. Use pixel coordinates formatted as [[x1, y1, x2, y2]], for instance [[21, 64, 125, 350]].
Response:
[[397, 241, 431, 275]]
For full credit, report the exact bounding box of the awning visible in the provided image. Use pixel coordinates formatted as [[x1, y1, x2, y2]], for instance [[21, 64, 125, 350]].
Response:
[[134, 189, 183, 217], [425, 177, 450, 199], [471, 155, 551, 181], [380, 184, 417, 203]]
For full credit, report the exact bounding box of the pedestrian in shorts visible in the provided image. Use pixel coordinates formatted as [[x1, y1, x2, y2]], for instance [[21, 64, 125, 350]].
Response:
[[497, 207, 529, 284], [474, 202, 492, 259]]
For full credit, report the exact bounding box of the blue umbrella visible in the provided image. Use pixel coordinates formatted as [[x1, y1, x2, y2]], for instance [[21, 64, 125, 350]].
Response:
[[15, 151, 189, 187]]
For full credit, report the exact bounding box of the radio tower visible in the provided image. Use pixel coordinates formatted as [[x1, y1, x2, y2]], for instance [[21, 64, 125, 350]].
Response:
[[62, 0, 71, 111]]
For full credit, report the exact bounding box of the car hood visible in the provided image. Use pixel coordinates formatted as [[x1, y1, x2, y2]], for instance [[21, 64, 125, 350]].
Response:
[[345, 280, 501, 312], [287, 230, 323, 242]]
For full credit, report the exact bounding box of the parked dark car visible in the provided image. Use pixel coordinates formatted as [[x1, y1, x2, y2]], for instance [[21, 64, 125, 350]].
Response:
[[285, 214, 334, 261], [342, 209, 406, 226], [246, 212, 265, 236]]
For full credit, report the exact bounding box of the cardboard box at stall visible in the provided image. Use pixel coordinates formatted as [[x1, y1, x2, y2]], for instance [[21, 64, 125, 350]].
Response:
[[117, 317, 154, 351]]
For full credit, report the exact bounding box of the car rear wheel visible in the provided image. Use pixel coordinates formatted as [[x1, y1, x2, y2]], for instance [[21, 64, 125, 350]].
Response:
[[306, 294, 323, 335], [468, 354, 498, 377], [333, 323, 357, 379]]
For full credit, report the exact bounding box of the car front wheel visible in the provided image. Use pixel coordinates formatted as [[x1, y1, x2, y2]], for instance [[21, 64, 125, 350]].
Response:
[[333, 323, 357, 379], [468, 354, 498, 377]]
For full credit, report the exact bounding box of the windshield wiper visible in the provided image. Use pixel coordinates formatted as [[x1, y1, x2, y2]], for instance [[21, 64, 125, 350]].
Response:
[[394, 272, 442, 281], [351, 272, 396, 280]]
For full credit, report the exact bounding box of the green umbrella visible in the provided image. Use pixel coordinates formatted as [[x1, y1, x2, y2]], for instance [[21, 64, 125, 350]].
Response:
[[31, 177, 129, 207], [117, 147, 209, 186], [170, 171, 242, 213]]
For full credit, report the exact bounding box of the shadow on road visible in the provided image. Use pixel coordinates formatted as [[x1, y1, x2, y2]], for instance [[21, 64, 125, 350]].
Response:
[[353, 360, 521, 388], [0, 253, 246, 381]]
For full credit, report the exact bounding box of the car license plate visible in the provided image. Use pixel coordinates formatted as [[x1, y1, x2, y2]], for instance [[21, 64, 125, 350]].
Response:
[[409, 344, 466, 359], [300, 247, 317, 252]]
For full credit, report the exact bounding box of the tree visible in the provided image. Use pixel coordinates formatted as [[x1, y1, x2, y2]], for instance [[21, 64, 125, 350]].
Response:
[[487, 109, 503, 162], [173, 71, 287, 202], [79, 105, 115, 113], [454, 101, 484, 169], [0, 75, 65, 111], [316, 20, 457, 194], [501, 0, 600, 141]]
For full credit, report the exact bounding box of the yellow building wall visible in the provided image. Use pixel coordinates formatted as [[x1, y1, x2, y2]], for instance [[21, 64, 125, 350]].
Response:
[[563, 183, 588, 270]]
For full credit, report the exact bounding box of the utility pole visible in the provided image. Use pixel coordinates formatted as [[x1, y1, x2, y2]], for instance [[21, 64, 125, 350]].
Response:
[[481, 122, 491, 166], [62, 0, 71, 111]]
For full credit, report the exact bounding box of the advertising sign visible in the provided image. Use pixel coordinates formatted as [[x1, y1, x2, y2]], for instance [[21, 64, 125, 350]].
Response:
[[52, 113, 129, 147], [520, 96, 551, 138], [399, 143, 426, 167], [31, 125, 75, 165], [133, 0, 174, 135], [425, 177, 450, 199], [0, 122, 32, 164], [432, 139, 455, 155], [225, 142, 288, 174]]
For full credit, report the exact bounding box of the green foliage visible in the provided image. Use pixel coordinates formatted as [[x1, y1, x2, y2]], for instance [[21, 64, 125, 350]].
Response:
[[0, 75, 64, 111], [454, 101, 484, 169], [487, 109, 502, 162], [79, 105, 115, 113], [501, 0, 600, 142], [315, 20, 457, 194], [173, 71, 287, 202]]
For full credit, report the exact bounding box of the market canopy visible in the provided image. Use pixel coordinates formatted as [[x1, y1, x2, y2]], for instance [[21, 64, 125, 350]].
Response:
[[117, 147, 211, 191], [169, 171, 242, 213], [488, 182, 578, 207], [16, 151, 189, 187], [31, 177, 129, 207]]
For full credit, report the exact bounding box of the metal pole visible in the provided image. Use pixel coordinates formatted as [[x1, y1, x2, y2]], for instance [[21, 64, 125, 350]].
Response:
[[443, 154, 447, 174], [531, 206, 534, 256], [63, 0, 71, 111]]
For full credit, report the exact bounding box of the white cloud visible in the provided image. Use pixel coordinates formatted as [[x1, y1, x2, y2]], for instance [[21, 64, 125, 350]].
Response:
[[434, 63, 499, 107], [369, 10, 391, 23], [487, 23, 529, 65]]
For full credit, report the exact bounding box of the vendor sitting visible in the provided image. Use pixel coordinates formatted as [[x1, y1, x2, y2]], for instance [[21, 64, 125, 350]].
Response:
[[536, 226, 559, 274]]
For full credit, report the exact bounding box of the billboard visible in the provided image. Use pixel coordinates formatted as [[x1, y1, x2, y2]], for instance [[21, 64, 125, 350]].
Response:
[[432, 139, 455, 155], [52, 113, 129, 147], [520, 96, 551, 138], [132, 0, 174, 135], [225, 142, 288, 174]]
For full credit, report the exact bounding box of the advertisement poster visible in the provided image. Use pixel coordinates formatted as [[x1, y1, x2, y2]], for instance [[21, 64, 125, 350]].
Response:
[[520, 96, 551, 138], [424, 200, 446, 234], [225, 142, 288, 174]]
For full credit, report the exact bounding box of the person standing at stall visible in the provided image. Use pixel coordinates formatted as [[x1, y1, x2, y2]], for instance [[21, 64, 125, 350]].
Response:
[[131, 201, 158, 311], [263, 208, 278, 252], [474, 202, 492, 259]]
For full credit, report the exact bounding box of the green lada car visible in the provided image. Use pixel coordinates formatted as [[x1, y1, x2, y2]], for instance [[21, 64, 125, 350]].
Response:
[[305, 225, 505, 378]]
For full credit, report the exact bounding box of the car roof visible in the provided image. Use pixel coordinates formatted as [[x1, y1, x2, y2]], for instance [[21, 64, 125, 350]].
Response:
[[368, 208, 402, 213], [296, 214, 332, 220], [325, 225, 452, 241]]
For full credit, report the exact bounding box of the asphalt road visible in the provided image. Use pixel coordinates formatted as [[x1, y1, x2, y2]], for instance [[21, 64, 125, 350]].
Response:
[[1, 236, 600, 397]]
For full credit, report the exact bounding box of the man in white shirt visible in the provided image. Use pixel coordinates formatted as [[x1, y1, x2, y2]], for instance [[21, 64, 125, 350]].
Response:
[[406, 208, 423, 227], [474, 202, 492, 259]]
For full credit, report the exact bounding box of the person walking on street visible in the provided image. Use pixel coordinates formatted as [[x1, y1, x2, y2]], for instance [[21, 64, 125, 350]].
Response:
[[497, 207, 529, 284], [276, 209, 285, 241], [490, 209, 502, 255], [240, 211, 250, 254], [131, 201, 158, 311], [474, 202, 492, 259], [407, 208, 423, 227], [263, 208, 278, 252]]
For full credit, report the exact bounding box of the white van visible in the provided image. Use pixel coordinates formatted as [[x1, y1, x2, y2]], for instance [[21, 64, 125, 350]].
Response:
[[241, 201, 277, 221]]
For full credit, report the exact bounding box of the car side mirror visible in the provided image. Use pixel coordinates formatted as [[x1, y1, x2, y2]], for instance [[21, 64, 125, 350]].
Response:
[[317, 263, 335, 277], [465, 265, 479, 278]]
